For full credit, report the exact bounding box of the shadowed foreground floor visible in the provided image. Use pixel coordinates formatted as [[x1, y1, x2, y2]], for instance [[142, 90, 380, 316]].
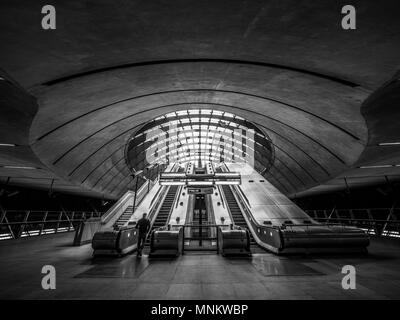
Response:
[[0, 232, 399, 299]]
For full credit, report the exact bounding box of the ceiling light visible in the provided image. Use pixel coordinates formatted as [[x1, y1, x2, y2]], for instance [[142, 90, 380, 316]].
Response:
[[0, 143, 16, 147], [0, 165, 39, 170], [359, 165, 393, 169], [378, 142, 400, 146]]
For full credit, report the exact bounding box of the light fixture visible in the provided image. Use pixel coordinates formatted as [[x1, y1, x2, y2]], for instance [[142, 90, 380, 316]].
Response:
[[0, 143, 16, 147], [359, 165, 393, 169], [378, 142, 400, 146], [159, 181, 185, 186], [0, 165, 39, 170]]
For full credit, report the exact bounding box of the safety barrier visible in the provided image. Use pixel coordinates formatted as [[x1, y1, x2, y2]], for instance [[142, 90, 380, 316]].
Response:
[[0, 210, 102, 241], [229, 185, 370, 254], [305, 208, 400, 238]]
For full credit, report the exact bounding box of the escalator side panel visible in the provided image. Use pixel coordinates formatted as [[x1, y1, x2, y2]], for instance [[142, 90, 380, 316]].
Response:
[[148, 185, 181, 256], [219, 184, 254, 255]]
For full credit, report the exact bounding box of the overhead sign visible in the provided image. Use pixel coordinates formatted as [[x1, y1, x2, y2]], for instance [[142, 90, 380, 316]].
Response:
[[188, 187, 214, 194]]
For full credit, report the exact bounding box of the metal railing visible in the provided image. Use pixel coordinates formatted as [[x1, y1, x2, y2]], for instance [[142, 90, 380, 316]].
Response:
[[0, 210, 103, 240], [305, 208, 400, 238]]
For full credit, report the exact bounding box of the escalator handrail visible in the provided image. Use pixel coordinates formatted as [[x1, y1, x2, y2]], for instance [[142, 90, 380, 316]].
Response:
[[149, 180, 163, 207], [148, 186, 169, 224], [229, 184, 280, 231], [165, 186, 180, 226], [151, 164, 182, 228], [101, 192, 131, 224], [147, 163, 181, 224], [231, 185, 353, 231], [219, 164, 278, 233], [101, 180, 150, 225], [219, 185, 235, 225], [237, 185, 251, 208]]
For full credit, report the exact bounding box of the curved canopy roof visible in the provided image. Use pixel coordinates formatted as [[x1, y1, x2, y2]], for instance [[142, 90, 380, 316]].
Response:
[[0, 0, 399, 199]]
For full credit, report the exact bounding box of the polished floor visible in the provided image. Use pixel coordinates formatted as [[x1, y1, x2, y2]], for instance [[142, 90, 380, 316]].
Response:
[[0, 232, 400, 299]]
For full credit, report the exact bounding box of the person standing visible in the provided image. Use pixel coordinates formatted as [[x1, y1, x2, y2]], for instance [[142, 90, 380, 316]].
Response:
[[135, 213, 151, 257]]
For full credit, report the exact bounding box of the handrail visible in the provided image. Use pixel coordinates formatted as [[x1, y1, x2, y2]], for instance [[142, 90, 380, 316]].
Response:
[[148, 186, 169, 223], [101, 192, 132, 224], [166, 186, 180, 224], [102, 179, 150, 225], [0, 218, 98, 225], [305, 208, 400, 211], [237, 185, 251, 208], [135, 179, 153, 205], [229, 186, 253, 224], [175, 186, 182, 209], [150, 182, 163, 207], [230, 189, 400, 238], [0, 210, 101, 240], [1, 210, 104, 214], [312, 217, 400, 224], [147, 163, 181, 225], [148, 186, 180, 230], [230, 184, 279, 230], [151, 162, 182, 224]]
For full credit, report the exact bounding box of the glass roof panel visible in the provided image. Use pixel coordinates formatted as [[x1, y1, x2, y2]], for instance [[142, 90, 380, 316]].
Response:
[[128, 109, 273, 169]]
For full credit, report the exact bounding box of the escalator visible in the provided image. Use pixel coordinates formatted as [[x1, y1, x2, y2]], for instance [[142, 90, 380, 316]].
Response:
[[220, 162, 370, 254], [221, 185, 260, 251], [145, 185, 178, 248], [113, 205, 133, 228]]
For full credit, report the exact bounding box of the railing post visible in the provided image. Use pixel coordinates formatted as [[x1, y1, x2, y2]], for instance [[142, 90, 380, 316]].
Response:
[[327, 207, 336, 223], [0, 206, 15, 239], [382, 202, 396, 235], [62, 211, 73, 231], [40, 211, 48, 236], [17, 211, 30, 238], [55, 211, 62, 233], [0, 208, 6, 224], [69, 212, 75, 231], [366, 209, 376, 234]]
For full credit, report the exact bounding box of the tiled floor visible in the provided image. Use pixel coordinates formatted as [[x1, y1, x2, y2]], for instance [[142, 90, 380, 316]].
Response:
[[0, 232, 399, 299]]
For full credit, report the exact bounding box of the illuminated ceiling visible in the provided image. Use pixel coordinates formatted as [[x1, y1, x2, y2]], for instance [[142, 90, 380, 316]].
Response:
[[126, 109, 274, 172]]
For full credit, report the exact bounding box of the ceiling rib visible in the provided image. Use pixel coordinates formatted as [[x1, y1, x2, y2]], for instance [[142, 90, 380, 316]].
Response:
[[45, 101, 343, 180], [42, 59, 360, 87]]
